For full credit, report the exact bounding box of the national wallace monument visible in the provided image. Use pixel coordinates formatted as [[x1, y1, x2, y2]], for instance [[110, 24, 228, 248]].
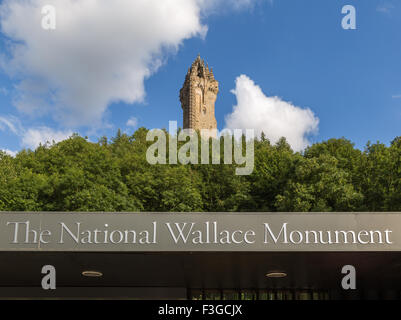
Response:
[[180, 55, 219, 139]]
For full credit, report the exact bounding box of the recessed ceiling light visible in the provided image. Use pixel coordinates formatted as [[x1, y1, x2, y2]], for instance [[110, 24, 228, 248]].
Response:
[[266, 272, 287, 278], [82, 270, 103, 277]]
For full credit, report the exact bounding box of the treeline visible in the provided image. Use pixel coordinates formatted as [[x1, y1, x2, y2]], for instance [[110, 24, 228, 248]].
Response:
[[0, 128, 400, 212]]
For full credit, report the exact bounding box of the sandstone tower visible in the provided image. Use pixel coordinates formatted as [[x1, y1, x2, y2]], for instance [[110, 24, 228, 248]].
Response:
[[180, 55, 218, 138]]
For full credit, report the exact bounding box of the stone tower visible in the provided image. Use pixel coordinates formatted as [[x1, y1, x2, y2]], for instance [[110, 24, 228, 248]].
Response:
[[180, 55, 218, 138]]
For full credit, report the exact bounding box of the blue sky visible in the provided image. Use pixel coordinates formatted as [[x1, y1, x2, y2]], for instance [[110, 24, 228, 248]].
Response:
[[0, 0, 400, 154]]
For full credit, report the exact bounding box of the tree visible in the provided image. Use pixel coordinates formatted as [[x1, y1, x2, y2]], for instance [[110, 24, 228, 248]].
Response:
[[275, 154, 363, 212], [0, 130, 399, 212]]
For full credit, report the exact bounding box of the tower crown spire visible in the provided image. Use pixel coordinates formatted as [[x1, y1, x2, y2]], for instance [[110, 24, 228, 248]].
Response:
[[187, 54, 215, 81]]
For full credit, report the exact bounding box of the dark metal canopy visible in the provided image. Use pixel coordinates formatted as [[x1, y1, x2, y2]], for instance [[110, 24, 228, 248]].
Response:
[[0, 251, 400, 299]]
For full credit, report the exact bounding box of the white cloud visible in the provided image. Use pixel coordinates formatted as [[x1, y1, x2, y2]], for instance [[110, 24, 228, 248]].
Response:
[[0, 0, 262, 128], [0, 0, 210, 126], [392, 94, 401, 99], [1, 149, 17, 157], [126, 117, 138, 128], [0, 114, 74, 150], [224, 75, 319, 152], [21, 127, 73, 149], [0, 115, 19, 134], [198, 0, 265, 12], [377, 3, 395, 14]]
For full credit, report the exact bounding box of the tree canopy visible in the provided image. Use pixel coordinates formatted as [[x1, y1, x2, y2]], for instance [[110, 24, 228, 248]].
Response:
[[0, 129, 400, 212]]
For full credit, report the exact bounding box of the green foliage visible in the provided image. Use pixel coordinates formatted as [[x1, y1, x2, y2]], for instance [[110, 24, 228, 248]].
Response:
[[0, 132, 400, 212]]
